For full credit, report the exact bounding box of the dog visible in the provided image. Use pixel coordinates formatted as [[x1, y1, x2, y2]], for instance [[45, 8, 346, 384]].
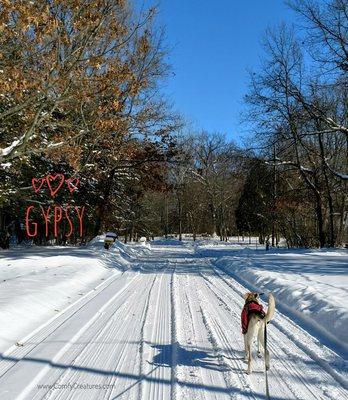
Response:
[[241, 292, 275, 374]]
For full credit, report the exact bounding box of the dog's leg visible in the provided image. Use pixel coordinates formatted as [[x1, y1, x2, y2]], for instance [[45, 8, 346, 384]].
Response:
[[243, 334, 249, 361], [245, 318, 258, 374], [247, 342, 252, 374], [245, 329, 253, 374], [257, 325, 264, 358], [257, 344, 262, 358]]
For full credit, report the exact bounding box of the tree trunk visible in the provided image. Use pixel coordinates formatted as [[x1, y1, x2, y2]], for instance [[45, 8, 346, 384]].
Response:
[[315, 194, 325, 248], [318, 130, 335, 247], [210, 203, 217, 236], [177, 192, 182, 241], [188, 211, 196, 241], [93, 168, 116, 237], [164, 193, 168, 238]]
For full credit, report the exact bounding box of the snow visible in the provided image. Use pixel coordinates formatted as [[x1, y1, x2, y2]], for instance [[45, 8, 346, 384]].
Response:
[[337, 172, 348, 179], [0, 237, 347, 399], [47, 141, 65, 148], [0, 247, 114, 354], [105, 232, 117, 238], [0, 162, 12, 169], [332, 170, 348, 180], [0, 237, 152, 355], [0, 139, 20, 156], [87, 235, 151, 261]]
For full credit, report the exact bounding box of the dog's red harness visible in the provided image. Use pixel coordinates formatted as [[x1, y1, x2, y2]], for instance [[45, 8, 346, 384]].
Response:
[[241, 301, 266, 334]]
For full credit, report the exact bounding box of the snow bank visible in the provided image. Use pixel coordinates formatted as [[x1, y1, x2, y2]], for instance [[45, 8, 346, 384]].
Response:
[[153, 237, 186, 246], [215, 248, 348, 356], [87, 235, 151, 268]]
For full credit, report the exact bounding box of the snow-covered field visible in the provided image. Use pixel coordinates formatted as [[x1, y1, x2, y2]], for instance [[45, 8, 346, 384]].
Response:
[[0, 237, 347, 399]]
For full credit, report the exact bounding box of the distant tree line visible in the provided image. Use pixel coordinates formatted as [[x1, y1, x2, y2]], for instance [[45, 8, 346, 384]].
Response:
[[137, 132, 245, 242]]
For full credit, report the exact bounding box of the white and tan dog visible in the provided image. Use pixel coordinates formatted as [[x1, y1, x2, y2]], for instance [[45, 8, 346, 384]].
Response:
[[242, 292, 275, 374]]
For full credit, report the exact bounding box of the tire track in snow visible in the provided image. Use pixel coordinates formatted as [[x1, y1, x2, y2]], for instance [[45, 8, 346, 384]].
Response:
[[137, 275, 159, 400], [0, 271, 135, 379], [25, 273, 146, 400], [180, 272, 235, 400], [138, 271, 172, 400], [175, 273, 206, 400], [0, 272, 142, 400], [41, 273, 156, 400], [170, 265, 178, 400], [138, 279, 162, 400], [101, 273, 157, 400]]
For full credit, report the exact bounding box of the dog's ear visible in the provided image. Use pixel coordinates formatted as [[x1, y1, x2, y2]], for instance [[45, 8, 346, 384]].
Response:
[[243, 292, 250, 300]]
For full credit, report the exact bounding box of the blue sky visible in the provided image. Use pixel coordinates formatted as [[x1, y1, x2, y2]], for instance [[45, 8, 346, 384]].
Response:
[[138, 1, 298, 142]]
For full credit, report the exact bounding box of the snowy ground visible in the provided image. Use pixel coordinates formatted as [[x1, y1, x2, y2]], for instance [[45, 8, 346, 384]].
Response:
[[0, 238, 347, 399]]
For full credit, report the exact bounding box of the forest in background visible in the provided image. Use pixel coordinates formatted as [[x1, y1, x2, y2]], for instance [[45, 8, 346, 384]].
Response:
[[0, 0, 347, 248]]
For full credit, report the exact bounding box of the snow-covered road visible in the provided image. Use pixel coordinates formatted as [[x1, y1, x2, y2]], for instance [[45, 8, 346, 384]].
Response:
[[0, 243, 347, 400]]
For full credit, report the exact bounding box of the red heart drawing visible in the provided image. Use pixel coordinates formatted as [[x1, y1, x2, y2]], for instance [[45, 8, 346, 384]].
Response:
[[31, 177, 46, 193], [46, 174, 65, 197], [66, 178, 80, 194]]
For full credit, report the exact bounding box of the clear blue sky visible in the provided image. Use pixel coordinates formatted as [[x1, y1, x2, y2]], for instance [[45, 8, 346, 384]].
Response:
[[137, 1, 298, 142]]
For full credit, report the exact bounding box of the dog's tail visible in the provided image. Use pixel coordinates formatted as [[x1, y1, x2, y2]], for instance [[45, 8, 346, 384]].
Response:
[[265, 293, 275, 323]]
